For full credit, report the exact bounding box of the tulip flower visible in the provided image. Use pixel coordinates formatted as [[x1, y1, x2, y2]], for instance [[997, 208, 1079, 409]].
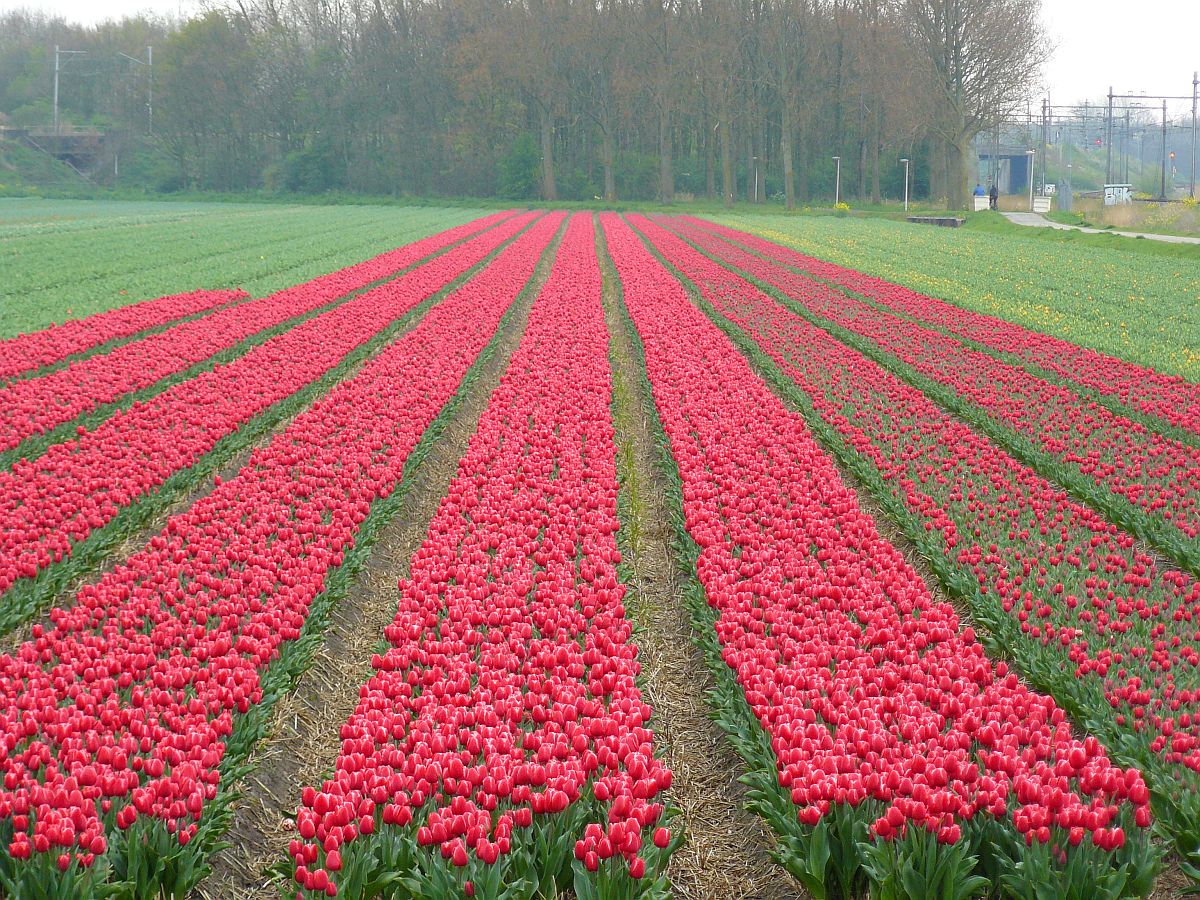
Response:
[[288, 215, 672, 898], [0, 213, 563, 897], [0, 289, 246, 382], [601, 213, 1156, 896]]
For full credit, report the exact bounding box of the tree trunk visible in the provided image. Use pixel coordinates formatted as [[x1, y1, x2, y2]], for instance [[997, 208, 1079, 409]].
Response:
[[706, 112, 717, 199], [601, 107, 616, 202], [781, 98, 795, 210], [746, 134, 754, 202], [755, 114, 767, 203], [928, 138, 944, 206], [721, 114, 734, 207], [949, 132, 972, 210], [658, 107, 674, 203], [871, 106, 882, 204], [797, 124, 809, 202], [539, 104, 557, 202], [857, 137, 867, 201]]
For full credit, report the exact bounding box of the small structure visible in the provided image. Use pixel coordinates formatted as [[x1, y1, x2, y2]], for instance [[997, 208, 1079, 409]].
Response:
[[1032, 195, 1052, 213], [977, 145, 1035, 194], [1104, 184, 1133, 206], [0, 125, 105, 179]]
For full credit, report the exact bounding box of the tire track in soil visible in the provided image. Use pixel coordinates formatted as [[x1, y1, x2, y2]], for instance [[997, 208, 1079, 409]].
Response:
[[598, 226, 805, 900], [191, 221, 566, 900]]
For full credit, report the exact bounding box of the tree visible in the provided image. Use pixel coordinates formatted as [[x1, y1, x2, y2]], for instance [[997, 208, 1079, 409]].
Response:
[[156, 12, 263, 189], [905, 0, 1041, 208]]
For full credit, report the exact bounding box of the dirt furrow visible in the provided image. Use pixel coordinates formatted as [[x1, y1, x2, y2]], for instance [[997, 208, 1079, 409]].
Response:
[[191, 222, 564, 900], [598, 224, 805, 900]]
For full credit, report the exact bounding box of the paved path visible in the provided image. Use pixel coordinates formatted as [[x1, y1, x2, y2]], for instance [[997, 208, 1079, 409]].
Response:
[[1001, 211, 1200, 245]]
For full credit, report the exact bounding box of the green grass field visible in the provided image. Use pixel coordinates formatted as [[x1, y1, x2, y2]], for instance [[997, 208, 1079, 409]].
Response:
[[7, 198, 1198, 385], [0, 199, 490, 338], [718, 210, 1200, 381]]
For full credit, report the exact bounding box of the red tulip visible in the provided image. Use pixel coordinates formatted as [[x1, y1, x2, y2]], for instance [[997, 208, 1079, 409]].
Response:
[[599, 213, 1153, 877], [0, 212, 558, 886], [0, 211, 534, 598], [0, 289, 245, 381]]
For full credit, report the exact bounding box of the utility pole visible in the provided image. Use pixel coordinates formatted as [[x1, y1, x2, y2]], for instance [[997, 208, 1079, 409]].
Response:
[[1064, 145, 1073, 211], [118, 47, 153, 134], [1124, 108, 1131, 183], [1161, 99, 1168, 200], [1041, 97, 1049, 195], [1191, 70, 1197, 199], [1026, 148, 1035, 211], [1106, 87, 1114, 184], [52, 46, 86, 135]]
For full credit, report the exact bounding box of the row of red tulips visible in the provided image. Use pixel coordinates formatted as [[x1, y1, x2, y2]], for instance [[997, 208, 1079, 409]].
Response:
[[665, 217, 1200, 562], [685, 217, 1200, 442], [602, 213, 1158, 898], [0, 212, 515, 455], [0, 212, 564, 898], [0, 211, 537, 611], [288, 214, 675, 900], [630, 213, 1200, 882], [0, 288, 246, 382]]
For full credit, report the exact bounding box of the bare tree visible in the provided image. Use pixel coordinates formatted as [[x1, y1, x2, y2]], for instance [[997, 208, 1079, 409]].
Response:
[[905, 0, 1041, 208]]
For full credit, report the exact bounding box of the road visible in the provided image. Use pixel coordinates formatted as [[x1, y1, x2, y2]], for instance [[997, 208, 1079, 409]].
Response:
[[1000, 211, 1200, 245]]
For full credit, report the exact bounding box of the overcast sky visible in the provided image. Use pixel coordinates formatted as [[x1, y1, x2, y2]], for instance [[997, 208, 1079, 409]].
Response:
[[1, 0, 1198, 114]]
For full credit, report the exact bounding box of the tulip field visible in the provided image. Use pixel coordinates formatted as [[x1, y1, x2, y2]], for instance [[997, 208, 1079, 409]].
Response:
[[0, 202, 1198, 898]]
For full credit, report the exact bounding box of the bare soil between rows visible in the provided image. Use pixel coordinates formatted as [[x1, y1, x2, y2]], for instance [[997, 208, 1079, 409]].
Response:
[[598, 226, 804, 900], [192, 227, 563, 900]]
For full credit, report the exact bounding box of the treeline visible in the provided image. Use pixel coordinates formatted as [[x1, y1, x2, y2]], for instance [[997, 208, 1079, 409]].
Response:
[[0, 0, 1041, 208]]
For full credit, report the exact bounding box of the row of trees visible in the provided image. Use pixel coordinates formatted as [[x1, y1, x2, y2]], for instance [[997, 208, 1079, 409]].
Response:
[[0, 0, 1042, 208]]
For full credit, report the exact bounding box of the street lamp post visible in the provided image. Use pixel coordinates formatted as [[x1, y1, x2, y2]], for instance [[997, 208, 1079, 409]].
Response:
[[900, 158, 910, 211], [1026, 149, 1036, 211], [117, 47, 153, 135], [752, 156, 760, 203], [832, 156, 841, 205], [53, 46, 87, 135]]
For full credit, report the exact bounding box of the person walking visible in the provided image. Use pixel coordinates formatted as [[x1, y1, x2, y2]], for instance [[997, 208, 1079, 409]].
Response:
[[988, 181, 999, 210]]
